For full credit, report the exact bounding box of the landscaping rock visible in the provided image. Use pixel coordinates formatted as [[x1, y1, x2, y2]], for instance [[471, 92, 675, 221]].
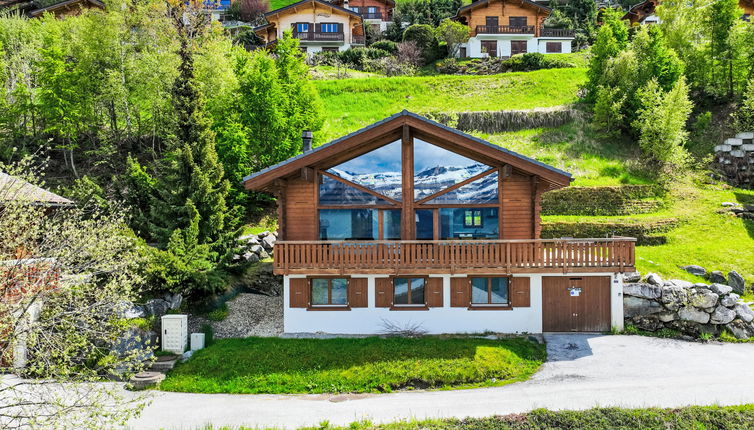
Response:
[[123, 303, 146, 319], [245, 253, 260, 264], [622, 272, 641, 283], [734, 303, 754, 323], [258, 231, 270, 239], [689, 290, 718, 309], [181, 350, 194, 363], [630, 315, 664, 331], [721, 202, 739, 207], [728, 271, 746, 294], [710, 306, 736, 324], [623, 283, 662, 300], [262, 235, 276, 250], [144, 299, 170, 317], [721, 293, 739, 308], [624, 296, 663, 318], [681, 265, 706, 276], [660, 286, 690, 311], [727, 319, 754, 340], [658, 311, 676, 322], [239, 234, 260, 245], [645, 273, 663, 286], [112, 327, 154, 361], [709, 283, 733, 296], [164, 293, 183, 311], [258, 248, 270, 259], [708, 271, 727, 284], [249, 244, 264, 254], [668, 279, 693, 288], [678, 307, 710, 324]]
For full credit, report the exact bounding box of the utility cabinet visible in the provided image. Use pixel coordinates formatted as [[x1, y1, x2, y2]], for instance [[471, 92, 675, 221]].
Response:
[[161, 315, 188, 354]]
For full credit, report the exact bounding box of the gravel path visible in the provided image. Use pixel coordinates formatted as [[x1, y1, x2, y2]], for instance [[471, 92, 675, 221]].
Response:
[[189, 293, 283, 338]]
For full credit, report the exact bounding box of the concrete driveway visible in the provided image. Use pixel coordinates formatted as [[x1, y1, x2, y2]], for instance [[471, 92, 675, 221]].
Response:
[[129, 334, 754, 430]]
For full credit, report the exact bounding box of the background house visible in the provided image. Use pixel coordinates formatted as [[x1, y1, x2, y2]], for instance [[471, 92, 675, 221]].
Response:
[[254, 0, 365, 55], [453, 0, 574, 58], [624, 0, 754, 24], [330, 0, 395, 33], [243, 111, 635, 335]]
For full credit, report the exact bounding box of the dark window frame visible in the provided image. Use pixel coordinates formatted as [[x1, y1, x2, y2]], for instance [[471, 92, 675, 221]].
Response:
[[509, 16, 527, 27], [309, 277, 350, 307], [480, 40, 498, 57], [469, 276, 511, 306], [510, 40, 528, 55], [392, 276, 428, 307]]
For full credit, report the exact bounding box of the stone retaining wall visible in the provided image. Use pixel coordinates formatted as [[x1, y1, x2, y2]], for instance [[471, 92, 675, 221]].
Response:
[[542, 185, 665, 216], [623, 273, 754, 339], [715, 131, 754, 188]]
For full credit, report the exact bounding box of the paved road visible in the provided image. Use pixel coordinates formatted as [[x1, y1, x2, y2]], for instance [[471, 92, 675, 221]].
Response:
[[129, 334, 754, 430]]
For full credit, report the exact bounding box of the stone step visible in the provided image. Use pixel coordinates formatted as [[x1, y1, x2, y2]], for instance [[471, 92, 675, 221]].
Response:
[[130, 371, 166, 390], [150, 354, 179, 372]]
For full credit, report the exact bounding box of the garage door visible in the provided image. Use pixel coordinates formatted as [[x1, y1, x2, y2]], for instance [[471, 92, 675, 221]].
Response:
[[542, 276, 611, 332]]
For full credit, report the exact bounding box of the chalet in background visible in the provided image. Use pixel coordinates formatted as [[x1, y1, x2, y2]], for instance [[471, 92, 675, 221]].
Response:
[[624, 0, 754, 25], [243, 111, 636, 335], [330, 0, 394, 33], [0, 0, 103, 18], [254, 0, 365, 54]]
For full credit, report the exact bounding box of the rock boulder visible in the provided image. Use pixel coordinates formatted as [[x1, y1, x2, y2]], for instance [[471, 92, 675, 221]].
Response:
[[728, 271, 746, 294], [681, 265, 706, 276], [623, 283, 662, 300], [710, 306, 736, 324], [678, 307, 710, 324], [624, 296, 663, 318]]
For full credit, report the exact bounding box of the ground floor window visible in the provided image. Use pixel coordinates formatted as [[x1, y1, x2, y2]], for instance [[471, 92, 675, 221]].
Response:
[[311, 278, 348, 306], [471, 277, 509, 305], [480, 40, 497, 57], [545, 42, 562, 53], [393, 277, 426, 305], [511, 40, 527, 55]]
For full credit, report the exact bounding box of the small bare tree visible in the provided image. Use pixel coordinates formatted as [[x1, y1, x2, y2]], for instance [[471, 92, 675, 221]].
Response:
[[396, 41, 423, 68], [379, 318, 427, 338], [0, 158, 149, 430]]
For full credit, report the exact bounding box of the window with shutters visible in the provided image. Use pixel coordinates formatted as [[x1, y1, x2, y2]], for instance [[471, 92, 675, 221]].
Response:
[[511, 40, 527, 55], [311, 278, 348, 306], [470, 277, 509, 305], [321, 23, 339, 33], [509, 16, 527, 27], [296, 23, 310, 32], [393, 277, 426, 306]]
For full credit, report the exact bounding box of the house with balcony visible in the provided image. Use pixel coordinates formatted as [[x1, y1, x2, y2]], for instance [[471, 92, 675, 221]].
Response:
[[243, 111, 635, 335], [330, 0, 395, 33], [623, 0, 753, 24], [254, 0, 365, 55], [453, 0, 574, 58]]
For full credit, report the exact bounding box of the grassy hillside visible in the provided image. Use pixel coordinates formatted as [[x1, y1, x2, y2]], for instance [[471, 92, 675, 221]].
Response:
[[313, 67, 587, 141]]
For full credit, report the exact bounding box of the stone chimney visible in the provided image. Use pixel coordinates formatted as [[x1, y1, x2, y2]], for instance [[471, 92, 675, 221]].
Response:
[[302, 130, 313, 152]]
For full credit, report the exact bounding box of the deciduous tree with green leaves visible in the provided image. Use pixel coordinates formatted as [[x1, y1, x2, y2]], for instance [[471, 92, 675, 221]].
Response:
[[434, 19, 469, 58]]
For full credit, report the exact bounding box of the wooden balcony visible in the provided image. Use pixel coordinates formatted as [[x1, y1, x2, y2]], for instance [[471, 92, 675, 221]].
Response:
[[360, 12, 384, 19], [475, 25, 535, 35], [540, 28, 576, 37], [293, 31, 345, 42], [274, 238, 636, 275]]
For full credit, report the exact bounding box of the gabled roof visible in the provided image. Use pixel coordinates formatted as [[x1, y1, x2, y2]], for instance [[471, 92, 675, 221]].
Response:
[[0, 172, 74, 207], [28, 0, 103, 16], [264, 0, 362, 19], [456, 0, 551, 16], [330, 0, 396, 8], [243, 111, 572, 191]]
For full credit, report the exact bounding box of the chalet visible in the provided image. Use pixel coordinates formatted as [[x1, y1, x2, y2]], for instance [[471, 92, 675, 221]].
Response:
[[330, 0, 395, 33], [0, 172, 73, 209], [624, 0, 754, 25], [254, 0, 365, 55], [453, 0, 574, 58], [0, 0, 103, 18], [243, 111, 635, 335]]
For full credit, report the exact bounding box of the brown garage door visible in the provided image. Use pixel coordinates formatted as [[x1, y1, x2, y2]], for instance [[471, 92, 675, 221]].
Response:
[[542, 276, 611, 332]]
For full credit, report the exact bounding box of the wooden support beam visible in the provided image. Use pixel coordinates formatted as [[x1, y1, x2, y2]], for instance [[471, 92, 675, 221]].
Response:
[[401, 124, 414, 240], [300, 167, 315, 183]]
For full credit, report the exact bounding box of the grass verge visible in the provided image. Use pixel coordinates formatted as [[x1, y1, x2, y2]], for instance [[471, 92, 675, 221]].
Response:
[[161, 336, 545, 394], [201, 405, 754, 430]]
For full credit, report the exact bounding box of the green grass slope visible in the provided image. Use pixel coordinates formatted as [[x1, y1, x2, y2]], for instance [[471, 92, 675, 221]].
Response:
[[313, 68, 587, 141], [161, 337, 545, 394]]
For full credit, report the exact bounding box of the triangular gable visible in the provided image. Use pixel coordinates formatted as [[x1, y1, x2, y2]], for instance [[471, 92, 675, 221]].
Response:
[[456, 0, 550, 17], [264, 0, 362, 19], [243, 110, 572, 192]]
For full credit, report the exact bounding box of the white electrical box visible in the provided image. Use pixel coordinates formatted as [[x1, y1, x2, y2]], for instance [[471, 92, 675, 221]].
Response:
[[161, 315, 188, 354], [190, 333, 205, 351]]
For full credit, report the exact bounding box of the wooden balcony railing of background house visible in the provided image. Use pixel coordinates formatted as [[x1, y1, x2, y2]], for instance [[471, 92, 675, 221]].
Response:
[[540, 28, 576, 37], [475, 25, 535, 35], [274, 238, 636, 275], [360, 12, 383, 19], [293, 31, 345, 42], [352, 35, 366, 45]]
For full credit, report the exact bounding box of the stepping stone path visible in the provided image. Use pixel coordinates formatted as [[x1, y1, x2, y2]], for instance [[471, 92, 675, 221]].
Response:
[[128, 354, 179, 390]]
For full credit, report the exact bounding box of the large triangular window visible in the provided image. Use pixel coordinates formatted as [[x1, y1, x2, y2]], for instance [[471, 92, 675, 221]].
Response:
[[326, 139, 402, 201], [413, 138, 494, 201], [319, 174, 394, 206]]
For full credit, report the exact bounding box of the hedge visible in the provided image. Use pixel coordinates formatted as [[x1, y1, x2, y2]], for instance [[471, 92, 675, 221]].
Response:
[[541, 218, 678, 246], [541, 185, 667, 216]]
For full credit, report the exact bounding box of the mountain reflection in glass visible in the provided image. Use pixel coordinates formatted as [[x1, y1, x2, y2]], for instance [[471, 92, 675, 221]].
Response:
[[319, 175, 391, 205], [425, 172, 498, 204], [326, 140, 402, 201], [413, 139, 494, 200]]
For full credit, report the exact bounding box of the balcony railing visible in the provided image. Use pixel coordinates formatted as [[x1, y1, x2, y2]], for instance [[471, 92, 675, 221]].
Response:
[[274, 238, 636, 275], [540, 28, 576, 37], [293, 31, 345, 42], [360, 12, 384, 19], [475, 25, 535, 34], [352, 35, 365, 45]]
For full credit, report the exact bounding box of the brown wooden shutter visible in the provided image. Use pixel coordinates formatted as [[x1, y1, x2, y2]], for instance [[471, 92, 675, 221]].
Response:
[[450, 277, 470, 307], [337, 23, 343, 33], [375, 277, 393, 307], [290, 278, 309, 308], [348, 278, 368, 308], [510, 277, 531, 307], [426, 277, 443, 307]]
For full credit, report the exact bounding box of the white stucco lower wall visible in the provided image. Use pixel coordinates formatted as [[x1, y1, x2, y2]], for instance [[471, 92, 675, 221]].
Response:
[[301, 42, 353, 56], [461, 36, 572, 58], [284, 273, 624, 335]]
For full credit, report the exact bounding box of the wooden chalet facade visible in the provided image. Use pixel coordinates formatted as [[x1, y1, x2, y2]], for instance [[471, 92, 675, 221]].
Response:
[[254, 0, 365, 55], [453, 0, 575, 58], [330, 0, 395, 32], [243, 112, 634, 334], [624, 0, 754, 25]]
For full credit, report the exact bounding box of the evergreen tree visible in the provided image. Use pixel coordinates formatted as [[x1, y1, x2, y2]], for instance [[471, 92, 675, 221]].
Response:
[[708, 0, 741, 98]]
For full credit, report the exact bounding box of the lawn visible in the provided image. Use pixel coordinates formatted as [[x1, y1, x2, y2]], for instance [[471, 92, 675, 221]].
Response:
[[313, 68, 587, 141], [160, 336, 546, 394], [203, 405, 754, 429]]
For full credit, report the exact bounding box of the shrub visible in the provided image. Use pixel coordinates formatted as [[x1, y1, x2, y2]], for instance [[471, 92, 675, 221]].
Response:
[[402, 24, 441, 65], [734, 80, 754, 132], [504, 53, 572, 72], [434, 19, 469, 57], [371, 40, 398, 54], [364, 56, 416, 76], [436, 57, 460, 74], [396, 41, 423, 68]]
